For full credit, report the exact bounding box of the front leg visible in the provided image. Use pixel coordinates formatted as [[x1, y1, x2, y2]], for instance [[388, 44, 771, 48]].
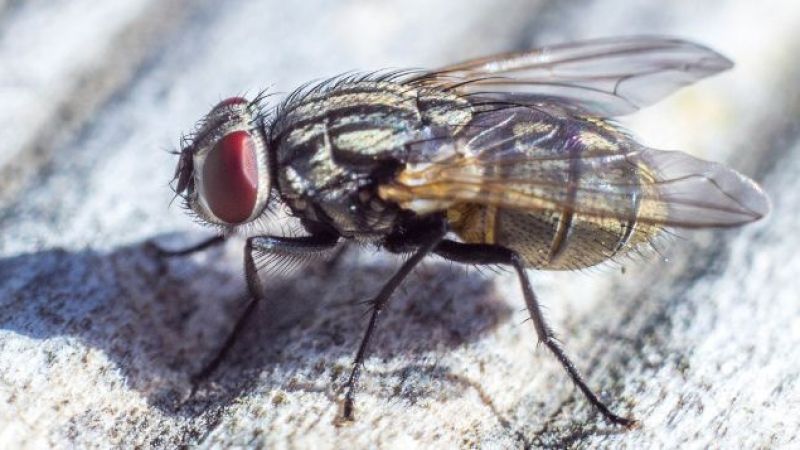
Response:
[[149, 234, 227, 258], [193, 232, 339, 382]]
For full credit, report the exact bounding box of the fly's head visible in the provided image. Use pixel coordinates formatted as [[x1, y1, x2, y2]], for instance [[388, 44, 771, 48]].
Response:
[[173, 96, 272, 231]]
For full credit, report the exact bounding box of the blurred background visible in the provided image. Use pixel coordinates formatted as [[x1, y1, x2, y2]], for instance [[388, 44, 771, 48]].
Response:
[[0, 1, 798, 448]]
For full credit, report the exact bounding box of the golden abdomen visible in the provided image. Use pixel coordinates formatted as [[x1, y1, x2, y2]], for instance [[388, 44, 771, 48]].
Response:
[[447, 203, 659, 270]]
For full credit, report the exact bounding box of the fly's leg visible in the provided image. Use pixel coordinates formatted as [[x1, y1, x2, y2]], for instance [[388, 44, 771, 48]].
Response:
[[192, 233, 339, 383], [149, 234, 227, 257], [342, 224, 446, 421], [434, 240, 635, 427], [509, 253, 636, 427], [433, 239, 513, 264], [146, 235, 228, 278]]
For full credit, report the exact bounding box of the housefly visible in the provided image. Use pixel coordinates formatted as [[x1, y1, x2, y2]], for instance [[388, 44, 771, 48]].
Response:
[[163, 36, 769, 426]]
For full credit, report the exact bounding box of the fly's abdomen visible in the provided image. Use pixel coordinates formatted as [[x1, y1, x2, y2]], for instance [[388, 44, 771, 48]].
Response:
[[445, 116, 663, 270], [448, 204, 659, 270]]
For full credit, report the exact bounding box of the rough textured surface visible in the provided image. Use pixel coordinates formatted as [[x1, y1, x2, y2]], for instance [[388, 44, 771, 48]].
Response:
[[1, 1, 798, 448]]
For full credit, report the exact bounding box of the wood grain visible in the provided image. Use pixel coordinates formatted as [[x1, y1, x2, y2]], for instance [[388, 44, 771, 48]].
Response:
[[1, 1, 797, 448]]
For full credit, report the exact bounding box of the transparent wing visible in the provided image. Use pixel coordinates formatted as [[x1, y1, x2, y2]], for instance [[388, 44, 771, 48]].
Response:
[[380, 110, 768, 228], [630, 149, 769, 226], [411, 36, 733, 117]]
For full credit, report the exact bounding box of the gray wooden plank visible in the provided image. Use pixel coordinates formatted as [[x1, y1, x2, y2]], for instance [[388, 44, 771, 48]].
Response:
[[0, 0, 198, 204], [0, 1, 147, 160], [0, 0, 798, 448]]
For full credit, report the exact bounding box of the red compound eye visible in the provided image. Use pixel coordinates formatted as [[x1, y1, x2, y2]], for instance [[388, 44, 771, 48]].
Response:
[[201, 130, 259, 224]]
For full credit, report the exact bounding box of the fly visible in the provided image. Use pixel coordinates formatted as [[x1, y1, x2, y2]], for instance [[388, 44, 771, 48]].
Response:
[[160, 36, 770, 427]]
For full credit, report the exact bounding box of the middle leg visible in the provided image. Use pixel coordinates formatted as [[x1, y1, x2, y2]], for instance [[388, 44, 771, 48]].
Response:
[[342, 223, 447, 420]]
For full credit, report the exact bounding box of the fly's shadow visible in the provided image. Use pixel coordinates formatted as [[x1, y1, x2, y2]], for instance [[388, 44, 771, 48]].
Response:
[[0, 233, 512, 417]]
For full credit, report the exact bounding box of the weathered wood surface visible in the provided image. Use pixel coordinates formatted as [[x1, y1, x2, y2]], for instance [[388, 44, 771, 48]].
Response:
[[1, 1, 798, 448]]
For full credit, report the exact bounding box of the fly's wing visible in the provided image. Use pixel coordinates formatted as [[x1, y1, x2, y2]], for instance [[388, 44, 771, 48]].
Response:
[[379, 108, 769, 228], [410, 36, 733, 117]]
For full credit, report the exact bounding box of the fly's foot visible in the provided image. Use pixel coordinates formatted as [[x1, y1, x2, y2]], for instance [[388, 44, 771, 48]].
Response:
[[147, 234, 226, 258]]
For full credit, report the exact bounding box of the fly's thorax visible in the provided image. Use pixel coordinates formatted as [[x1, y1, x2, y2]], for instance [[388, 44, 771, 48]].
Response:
[[280, 183, 402, 241], [270, 80, 471, 237]]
